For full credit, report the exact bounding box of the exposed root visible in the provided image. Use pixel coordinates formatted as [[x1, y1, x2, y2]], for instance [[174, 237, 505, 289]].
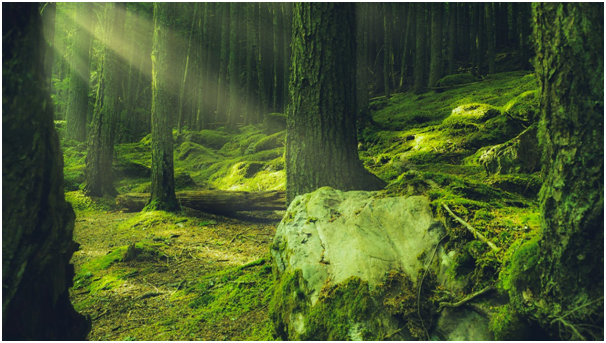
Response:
[[437, 285, 494, 312], [442, 203, 499, 252]]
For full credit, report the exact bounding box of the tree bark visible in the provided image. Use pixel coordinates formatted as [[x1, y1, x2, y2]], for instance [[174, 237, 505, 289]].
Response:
[[227, 2, 240, 129], [149, 2, 179, 211], [428, 3, 443, 87], [532, 3, 604, 339], [65, 2, 92, 142], [215, 3, 230, 125], [117, 190, 286, 212], [286, 3, 385, 203], [486, 3, 496, 74], [413, 3, 427, 94], [2, 3, 90, 339], [41, 2, 56, 92]]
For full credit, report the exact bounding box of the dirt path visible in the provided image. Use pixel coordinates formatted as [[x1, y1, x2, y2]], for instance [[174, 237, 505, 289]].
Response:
[[69, 208, 281, 341]]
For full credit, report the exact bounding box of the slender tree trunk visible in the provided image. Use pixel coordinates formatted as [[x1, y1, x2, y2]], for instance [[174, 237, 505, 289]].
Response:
[[282, 3, 292, 114], [177, 3, 197, 134], [448, 2, 456, 75], [382, 3, 392, 96], [3, 3, 91, 339], [356, 2, 371, 128], [510, 3, 518, 48], [413, 3, 427, 94], [65, 2, 92, 142], [519, 3, 532, 70], [399, 3, 415, 90], [428, 3, 443, 87], [255, 3, 268, 122], [215, 3, 230, 125], [528, 3, 603, 340], [286, 3, 385, 203], [149, 2, 178, 211], [486, 3, 496, 74], [227, 3, 240, 129]]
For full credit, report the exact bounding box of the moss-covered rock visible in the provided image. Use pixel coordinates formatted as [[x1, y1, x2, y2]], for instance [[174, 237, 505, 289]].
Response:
[[479, 126, 540, 175], [247, 131, 285, 154], [184, 130, 231, 150], [174, 172, 197, 190], [114, 161, 151, 178], [503, 90, 539, 123], [442, 103, 502, 129], [436, 73, 478, 87], [263, 113, 287, 134]]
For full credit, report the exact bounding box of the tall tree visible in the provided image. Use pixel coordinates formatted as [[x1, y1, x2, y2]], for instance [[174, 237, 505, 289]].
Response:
[[382, 3, 392, 96], [148, 2, 179, 211], [428, 2, 443, 87], [243, 2, 256, 125], [41, 2, 56, 91], [413, 3, 427, 94], [286, 3, 385, 203], [447, 3, 456, 75], [215, 3, 230, 125], [177, 3, 198, 133], [84, 3, 120, 197], [486, 3, 496, 74], [3, 3, 90, 339], [530, 3, 603, 339], [65, 2, 92, 142], [227, 3, 240, 129], [399, 3, 415, 90]]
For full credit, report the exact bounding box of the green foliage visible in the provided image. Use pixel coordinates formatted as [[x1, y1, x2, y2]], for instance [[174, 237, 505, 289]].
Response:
[[442, 103, 502, 129], [65, 190, 117, 212]]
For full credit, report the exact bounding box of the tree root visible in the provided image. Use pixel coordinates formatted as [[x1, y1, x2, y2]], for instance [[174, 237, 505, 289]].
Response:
[[437, 285, 494, 312], [442, 204, 499, 252]]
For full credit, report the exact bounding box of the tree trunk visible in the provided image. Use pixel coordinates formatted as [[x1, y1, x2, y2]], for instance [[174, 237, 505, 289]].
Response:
[[486, 3, 496, 74], [84, 3, 120, 197], [447, 3, 456, 75], [428, 3, 443, 87], [227, 3, 240, 129], [65, 2, 92, 142], [215, 3, 230, 125], [413, 3, 427, 94], [177, 3, 197, 134], [117, 190, 286, 212], [286, 3, 385, 203], [2, 3, 90, 339], [382, 3, 392, 96], [149, 2, 179, 211], [41, 2, 56, 92], [356, 2, 372, 128], [532, 3, 604, 339], [400, 3, 415, 90]]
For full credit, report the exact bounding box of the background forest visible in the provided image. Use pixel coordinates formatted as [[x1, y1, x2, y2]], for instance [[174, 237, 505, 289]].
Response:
[[3, 2, 602, 341]]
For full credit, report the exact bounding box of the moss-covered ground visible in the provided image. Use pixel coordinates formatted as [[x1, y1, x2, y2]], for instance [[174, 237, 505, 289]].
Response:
[[64, 70, 543, 340]]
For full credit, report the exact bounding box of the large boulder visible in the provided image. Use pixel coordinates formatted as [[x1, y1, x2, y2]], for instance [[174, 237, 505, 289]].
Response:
[[270, 188, 451, 340], [479, 125, 539, 175]]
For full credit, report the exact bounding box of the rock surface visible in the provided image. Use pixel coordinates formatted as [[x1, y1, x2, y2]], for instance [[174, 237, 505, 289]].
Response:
[[480, 125, 539, 175], [270, 187, 499, 340], [270, 187, 445, 340]]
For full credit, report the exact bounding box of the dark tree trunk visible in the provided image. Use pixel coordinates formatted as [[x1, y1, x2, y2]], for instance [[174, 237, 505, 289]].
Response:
[[2, 3, 91, 339], [84, 3, 120, 197], [227, 3, 240, 129], [518, 3, 532, 70], [413, 3, 427, 94], [447, 2, 457, 75], [382, 3, 392, 96], [215, 3, 229, 125], [400, 3, 415, 90], [42, 2, 56, 91], [65, 2, 92, 142], [356, 2, 372, 127], [428, 3, 443, 87], [149, 2, 179, 211], [486, 2, 496, 74], [286, 3, 385, 203], [282, 3, 292, 114], [531, 3, 604, 339], [510, 3, 518, 48]]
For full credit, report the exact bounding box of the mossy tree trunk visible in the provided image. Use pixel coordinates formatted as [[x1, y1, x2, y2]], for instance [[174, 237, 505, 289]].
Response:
[[2, 3, 90, 339], [42, 2, 56, 91], [65, 2, 92, 142], [399, 3, 415, 90], [177, 3, 197, 134], [149, 2, 179, 211], [532, 3, 604, 339], [447, 3, 456, 75], [84, 3, 120, 197], [382, 3, 392, 97], [286, 3, 385, 203], [428, 2, 443, 87], [356, 2, 372, 128]]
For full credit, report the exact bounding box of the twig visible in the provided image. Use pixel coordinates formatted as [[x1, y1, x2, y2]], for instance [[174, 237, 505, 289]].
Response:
[[442, 204, 499, 252], [438, 285, 494, 312], [229, 227, 254, 244], [417, 234, 449, 340]]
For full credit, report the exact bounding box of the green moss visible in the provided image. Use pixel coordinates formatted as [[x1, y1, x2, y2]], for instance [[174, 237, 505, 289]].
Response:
[[503, 90, 539, 123], [442, 103, 502, 129], [249, 131, 285, 154], [490, 304, 528, 340], [436, 73, 478, 87], [65, 190, 117, 212], [500, 235, 542, 295], [182, 130, 231, 150]]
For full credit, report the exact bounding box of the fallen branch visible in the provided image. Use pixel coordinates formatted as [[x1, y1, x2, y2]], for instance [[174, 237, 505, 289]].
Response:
[[442, 204, 499, 252], [229, 227, 255, 244], [438, 285, 494, 312], [116, 190, 286, 213]]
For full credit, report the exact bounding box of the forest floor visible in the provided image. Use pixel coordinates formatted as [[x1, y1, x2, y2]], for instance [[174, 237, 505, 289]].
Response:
[[64, 69, 543, 340], [69, 204, 281, 340]]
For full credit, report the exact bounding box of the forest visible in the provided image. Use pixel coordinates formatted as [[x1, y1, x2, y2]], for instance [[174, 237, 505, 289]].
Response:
[[2, 2, 603, 341]]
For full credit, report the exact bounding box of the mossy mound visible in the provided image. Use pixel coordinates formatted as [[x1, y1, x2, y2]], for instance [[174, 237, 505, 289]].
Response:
[[65, 191, 118, 212], [182, 130, 231, 150], [246, 131, 285, 154], [436, 73, 478, 87], [442, 103, 502, 129], [263, 113, 287, 134], [503, 90, 539, 123]]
